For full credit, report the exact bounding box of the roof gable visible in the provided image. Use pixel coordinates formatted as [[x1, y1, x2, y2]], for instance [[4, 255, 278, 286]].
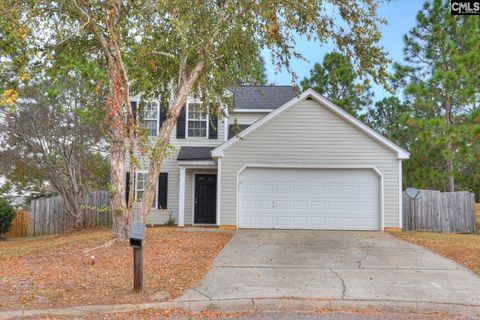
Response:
[[212, 88, 410, 159]]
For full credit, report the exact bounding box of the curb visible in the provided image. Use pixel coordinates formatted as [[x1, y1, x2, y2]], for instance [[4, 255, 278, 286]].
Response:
[[1, 298, 479, 319]]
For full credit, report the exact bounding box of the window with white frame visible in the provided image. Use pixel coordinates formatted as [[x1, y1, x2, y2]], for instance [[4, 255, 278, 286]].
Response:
[[141, 101, 159, 136], [187, 102, 208, 138], [135, 172, 156, 208]]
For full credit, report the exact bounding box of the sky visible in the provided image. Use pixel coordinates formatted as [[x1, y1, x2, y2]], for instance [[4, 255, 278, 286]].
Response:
[[262, 0, 425, 102]]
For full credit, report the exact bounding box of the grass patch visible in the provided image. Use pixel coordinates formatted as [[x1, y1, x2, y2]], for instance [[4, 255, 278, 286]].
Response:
[[391, 231, 480, 275], [0, 228, 111, 259]]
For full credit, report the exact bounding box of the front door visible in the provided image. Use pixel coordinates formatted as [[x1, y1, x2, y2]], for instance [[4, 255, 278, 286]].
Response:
[[194, 174, 217, 224]]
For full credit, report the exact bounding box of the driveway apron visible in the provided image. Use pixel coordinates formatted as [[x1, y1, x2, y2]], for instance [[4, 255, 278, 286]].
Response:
[[178, 230, 480, 306]]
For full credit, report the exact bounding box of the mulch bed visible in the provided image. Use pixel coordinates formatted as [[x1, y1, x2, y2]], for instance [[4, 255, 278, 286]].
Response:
[[0, 227, 232, 311]]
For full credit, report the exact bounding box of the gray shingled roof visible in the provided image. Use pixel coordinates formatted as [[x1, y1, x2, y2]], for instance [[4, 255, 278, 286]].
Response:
[[228, 124, 250, 139], [177, 146, 214, 161], [228, 86, 298, 110]]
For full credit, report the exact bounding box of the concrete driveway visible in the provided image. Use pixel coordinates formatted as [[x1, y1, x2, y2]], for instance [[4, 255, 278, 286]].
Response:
[[178, 230, 480, 307]]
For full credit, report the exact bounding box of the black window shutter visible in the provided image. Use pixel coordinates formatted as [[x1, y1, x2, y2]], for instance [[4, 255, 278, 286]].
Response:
[[125, 172, 130, 205], [158, 173, 168, 209], [176, 106, 186, 139], [209, 114, 218, 139], [130, 101, 137, 124], [160, 103, 167, 129]]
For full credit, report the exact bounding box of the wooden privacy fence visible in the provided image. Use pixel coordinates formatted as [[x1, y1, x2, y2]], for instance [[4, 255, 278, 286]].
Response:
[[403, 190, 476, 234], [31, 191, 111, 236], [476, 203, 480, 229], [4, 211, 31, 238]]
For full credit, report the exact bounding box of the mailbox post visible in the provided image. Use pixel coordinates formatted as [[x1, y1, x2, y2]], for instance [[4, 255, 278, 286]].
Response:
[[129, 203, 145, 293]]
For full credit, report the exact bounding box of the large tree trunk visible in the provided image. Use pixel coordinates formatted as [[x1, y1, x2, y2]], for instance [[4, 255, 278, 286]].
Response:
[[107, 60, 133, 241], [48, 172, 86, 231], [110, 131, 129, 240], [140, 60, 207, 218], [71, 197, 84, 230], [62, 0, 134, 241], [445, 101, 455, 192], [446, 141, 455, 192]]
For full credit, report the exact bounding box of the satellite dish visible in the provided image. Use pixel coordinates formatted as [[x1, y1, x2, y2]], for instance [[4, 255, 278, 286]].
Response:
[[406, 188, 424, 200]]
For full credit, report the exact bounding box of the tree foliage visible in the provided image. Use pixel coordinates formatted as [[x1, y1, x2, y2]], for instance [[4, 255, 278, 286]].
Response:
[[0, 1, 33, 108], [11, 0, 389, 239], [0, 197, 15, 236], [364, 96, 412, 145], [394, 0, 480, 192], [0, 73, 109, 229], [301, 52, 374, 116]]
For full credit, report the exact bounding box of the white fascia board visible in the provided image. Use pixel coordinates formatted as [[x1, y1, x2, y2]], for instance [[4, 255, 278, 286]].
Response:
[[211, 88, 410, 160], [177, 160, 217, 167]]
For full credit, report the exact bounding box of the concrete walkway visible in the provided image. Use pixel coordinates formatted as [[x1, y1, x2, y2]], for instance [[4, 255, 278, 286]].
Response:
[[178, 230, 480, 307], [1, 298, 480, 319]]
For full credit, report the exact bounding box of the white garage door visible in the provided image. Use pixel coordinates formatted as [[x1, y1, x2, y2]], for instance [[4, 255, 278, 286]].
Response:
[[238, 168, 380, 230]]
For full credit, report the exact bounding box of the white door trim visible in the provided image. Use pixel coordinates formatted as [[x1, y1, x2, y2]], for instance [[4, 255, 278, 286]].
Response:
[[216, 158, 222, 226], [235, 164, 384, 231], [178, 167, 186, 227]]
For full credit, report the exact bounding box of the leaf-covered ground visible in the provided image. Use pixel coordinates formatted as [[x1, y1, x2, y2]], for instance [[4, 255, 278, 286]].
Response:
[[0, 227, 232, 311], [391, 231, 480, 275], [20, 308, 471, 320]]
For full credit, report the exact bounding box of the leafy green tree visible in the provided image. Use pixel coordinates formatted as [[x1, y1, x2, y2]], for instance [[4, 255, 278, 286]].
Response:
[[0, 74, 108, 229], [364, 96, 412, 145], [250, 56, 268, 86], [0, 1, 32, 108], [20, 0, 389, 240], [395, 0, 480, 192], [301, 52, 374, 116], [0, 197, 15, 237]]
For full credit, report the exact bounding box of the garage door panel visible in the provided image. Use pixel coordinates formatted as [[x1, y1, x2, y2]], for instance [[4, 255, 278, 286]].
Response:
[[293, 201, 308, 210], [240, 183, 257, 194], [344, 201, 361, 210], [292, 216, 308, 225], [239, 168, 380, 230], [292, 185, 307, 195], [257, 184, 273, 193], [310, 186, 326, 194]]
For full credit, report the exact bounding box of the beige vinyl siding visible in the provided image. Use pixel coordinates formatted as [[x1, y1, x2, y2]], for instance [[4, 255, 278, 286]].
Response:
[[230, 112, 269, 125], [220, 99, 400, 228], [124, 118, 224, 225]]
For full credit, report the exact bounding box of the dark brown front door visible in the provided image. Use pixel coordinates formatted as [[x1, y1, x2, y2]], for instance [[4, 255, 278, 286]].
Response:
[[194, 174, 217, 224]]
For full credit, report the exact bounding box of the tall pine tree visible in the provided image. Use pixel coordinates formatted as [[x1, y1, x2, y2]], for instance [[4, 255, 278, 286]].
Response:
[[395, 0, 480, 192], [301, 52, 373, 117]]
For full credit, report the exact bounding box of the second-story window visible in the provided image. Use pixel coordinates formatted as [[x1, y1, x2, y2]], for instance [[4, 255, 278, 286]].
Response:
[[142, 101, 159, 136], [187, 102, 208, 138]]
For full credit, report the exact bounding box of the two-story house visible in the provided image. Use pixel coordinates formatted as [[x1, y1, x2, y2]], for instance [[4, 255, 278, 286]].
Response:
[[125, 86, 409, 231]]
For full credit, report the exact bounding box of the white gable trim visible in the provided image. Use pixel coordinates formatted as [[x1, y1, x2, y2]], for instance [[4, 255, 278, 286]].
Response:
[[211, 88, 410, 159]]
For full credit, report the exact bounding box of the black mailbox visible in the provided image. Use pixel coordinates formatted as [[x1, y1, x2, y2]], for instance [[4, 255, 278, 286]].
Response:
[[129, 221, 145, 248]]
